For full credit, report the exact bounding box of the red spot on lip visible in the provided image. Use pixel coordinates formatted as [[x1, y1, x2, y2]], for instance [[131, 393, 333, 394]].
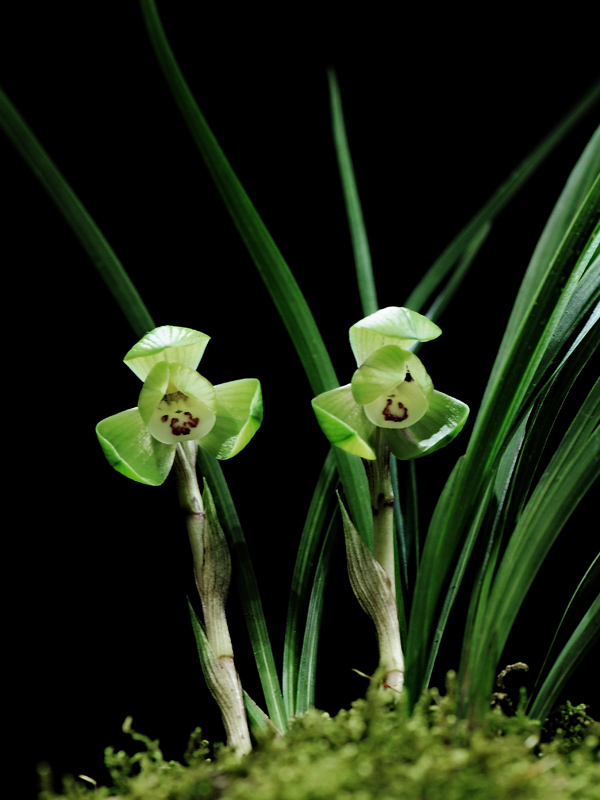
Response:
[[382, 399, 408, 423], [161, 415, 168, 423], [169, 413, 200, 436]]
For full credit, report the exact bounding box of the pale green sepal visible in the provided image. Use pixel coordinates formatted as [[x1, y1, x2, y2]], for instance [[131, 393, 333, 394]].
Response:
[[96, 408, 176, 485], [311, 385, 377, 460], [349, 307, 442, 366], [384, 390, 469, 460], [351, 345, 433, 405], [124, 325, 211, 380], [198, 379, 263, 460]]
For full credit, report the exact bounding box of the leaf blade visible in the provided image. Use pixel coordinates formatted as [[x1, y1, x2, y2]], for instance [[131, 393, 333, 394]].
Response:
[[0, 82, 154, 338]]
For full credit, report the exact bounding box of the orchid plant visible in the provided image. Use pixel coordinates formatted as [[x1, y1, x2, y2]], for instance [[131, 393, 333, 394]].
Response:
[[95, 324, 263, 754], [2, 0, 598, 767], [312, 306, 469, 691]]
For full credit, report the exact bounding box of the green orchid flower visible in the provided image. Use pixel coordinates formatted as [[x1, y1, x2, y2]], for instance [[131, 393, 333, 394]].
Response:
[[96, 326, 263, 485], [312, 307, 469, 460]]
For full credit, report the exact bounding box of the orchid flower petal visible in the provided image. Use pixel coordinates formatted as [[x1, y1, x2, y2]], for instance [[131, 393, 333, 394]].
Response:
[[349, 307, 442, 366], [96, 408, 177, 485], [198, 378, 263, 459], [383, 390, 470, 460], [312, 385, 377, 460], [351, 345, 433, 405], [124, 325, 211, 380]]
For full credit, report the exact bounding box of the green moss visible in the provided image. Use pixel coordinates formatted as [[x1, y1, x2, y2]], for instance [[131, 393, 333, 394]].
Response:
[[38, 681, 600, 800], [541, 701, 598, 754]]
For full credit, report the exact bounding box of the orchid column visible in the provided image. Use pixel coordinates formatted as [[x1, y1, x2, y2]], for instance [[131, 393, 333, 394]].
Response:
[[312, 308, 469, 691], [96, 325, 263, 754]]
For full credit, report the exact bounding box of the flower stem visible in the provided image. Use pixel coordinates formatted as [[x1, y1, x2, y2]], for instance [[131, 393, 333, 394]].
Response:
[[174, 442, 206, 595], [174, 441, 251, 754], [363, 430, 404, 689], [365, 430, 396, 595]]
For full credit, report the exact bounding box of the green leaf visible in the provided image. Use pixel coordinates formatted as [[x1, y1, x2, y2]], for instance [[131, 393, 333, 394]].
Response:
[[124, 325, 211, 380], [349, 307, 442, 367], [456, 303, 598, 718], [327, 69, 378, 317], [463, 377, 600, 720], [487, 384, 599, 646], [311, 385, 377, 460], [243, 691, 281, 738], [0, 83, 154, 339], [96, 408, 176, 485], [391, 457, 419, 609], [406, 128, 600, 715], [422, 222, 492, 326], [283, 450, 338, 717], [475, 174, 599, 445], [531, 596, 600, 723], [139, 3, 334, 396], [296, 510, 338, 714], [198, 379, 263, 460], [404, 87, 600, 315], [140, 0, 372, 546], [494, 126, 600, 375], [404, 456, 465, 706], [529, 556, 600, 722]]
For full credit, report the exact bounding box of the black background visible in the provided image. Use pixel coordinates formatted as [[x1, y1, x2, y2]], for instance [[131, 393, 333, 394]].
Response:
[[2, 5, 599, 798]]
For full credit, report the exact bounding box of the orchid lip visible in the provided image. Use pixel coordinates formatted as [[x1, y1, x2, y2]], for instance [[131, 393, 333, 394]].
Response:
[[363, 377, 429, 430], [148, 390, 216, 444]]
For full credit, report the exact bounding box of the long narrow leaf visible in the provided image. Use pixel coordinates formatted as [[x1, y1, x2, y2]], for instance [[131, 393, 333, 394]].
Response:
[[0, 83, 154, 338], [423, 222, 491, 324], [140, 0, 372, 546], [406, 131, 600, 713], [493, 125, 600, 381], [529, 556, 600, 721], [390, 456, 409, 598], [139, 1, 333, 396], [404, 85, 600, 313], [282, 450, 339, 717], [485, 383, 599, 645], [328, 68, 378, 317], [459, 307, 599, 716], [469, 174, 599, 471], [404, 456, 464, 704], [528, 596, 600, 724], [465, 378, 600, 718], [296, 511, 339, 714]]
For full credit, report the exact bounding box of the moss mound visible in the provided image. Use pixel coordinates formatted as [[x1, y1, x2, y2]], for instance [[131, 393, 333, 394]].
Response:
[[38, 683, 600, 800]]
